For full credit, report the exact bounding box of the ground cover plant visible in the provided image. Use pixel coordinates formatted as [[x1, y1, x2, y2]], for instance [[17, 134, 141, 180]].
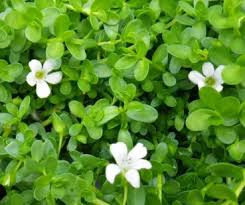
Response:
[[0, 0, 245, 204]]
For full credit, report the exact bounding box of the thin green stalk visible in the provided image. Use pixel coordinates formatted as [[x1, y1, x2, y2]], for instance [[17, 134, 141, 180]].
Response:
[[58, 133, 64, 157], [14, 160, 22, 173], [2, 126, 11, 137], [157, 174, 163, 203], [122, 182, 128, 205], [234, 178, 245, 197], [42, 118, 51, 127], [93, 198, 110, 205]]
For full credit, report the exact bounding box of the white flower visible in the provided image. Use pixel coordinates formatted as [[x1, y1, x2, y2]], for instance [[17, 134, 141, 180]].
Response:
[[26, 59, 62, 98], [188, 62, 225, 92], [106, 142, 152, 188]]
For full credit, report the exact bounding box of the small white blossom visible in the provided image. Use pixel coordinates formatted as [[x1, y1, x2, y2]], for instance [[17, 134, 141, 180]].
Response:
[[106, 142, 152, 188], [188, 62, 225, 92], [26, 59, 62, 98]]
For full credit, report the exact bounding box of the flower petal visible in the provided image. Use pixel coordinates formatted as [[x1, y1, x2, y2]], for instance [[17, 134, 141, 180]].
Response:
[[26, 72, 37, 86], [128, 143, 147, 160], [197, 81, 206, 90], [202, 62, 215, 77], [45, 72, 62, 84], [43, 59, 62, 73], [29, 59, 42, 72], [105, 164, 121, 184], [213, 84, 223, 92], [214, 65, 225, 84], [36, 81, 51, 98], [110, 142, 128, 166], [125, 169, 140, 188], [188, 71, 205, 85], [130, 159, 152, 170]]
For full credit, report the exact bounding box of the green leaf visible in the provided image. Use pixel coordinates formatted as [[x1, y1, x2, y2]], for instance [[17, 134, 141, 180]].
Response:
[[134, 58, 149, 81], [206, 184, 237, 201], [52, 113, 66, 134], [60, 81, 72, 95], [70, 153, 107, 169], [5, 141, 20, 158], [162, 72, 176, 87], [42, 157, 57, 175], [136, 40, 148, 58], [209, 44, 234, 65], [174, 115, 184, 131], [123, 19, 150, 46], [167, 44, 192, 60], [42, 8, 60, 27], [86, 126, 103, 140], [151, 142, 168, 163], [114, 56, 138, 70], [228, 140, 245, 161], [35, 0, 55, 9], [0, 113, 14, 124], [89, 15, 100, 30], [240, 102, 245, 127], [222, 64, 245, 85], [208, 163, 244, 179], [97, 106, 120, 125], [6, 103, 18, 116], [186, 109, 223, 131], [187, 190, 203, 205], [54, 14, 70, 37], [34, 176, 51, 200], [163, 180, 180, 194], [0, 84, 11, 103], [215, 96, 240, 126], [91, 0, 114, 11], [31, 140, 44, 162], [152, 44, 168, 67], [128, 186, 146, 205], [93, 62, 112, 78], [145, 194, 161, 205], [118, 129, 133, 149], [18, 96, 30, 119], [215, 126, 237, 144], [126, 101, 158, 123], [0, 63, 23, 82], [5, 10, 27, 29], [25, 23, 42, 42], [199, 87, 222, 109], [66, 41, 86, 60], [8, 193, 24, 205], [69, 100, 85, 118], [109, 76, 136, 102], [159, 0, 177, 16], [69, 123, 83, 137], [77, 79, 91, 93], [46, 40, 64, 59], [223, 0, 240, 16], [175, 15, 195, 26]]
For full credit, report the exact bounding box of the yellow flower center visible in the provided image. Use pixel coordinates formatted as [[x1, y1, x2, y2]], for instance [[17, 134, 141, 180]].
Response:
[[35, 71, 45, 80], [205, 77, 216, 86]]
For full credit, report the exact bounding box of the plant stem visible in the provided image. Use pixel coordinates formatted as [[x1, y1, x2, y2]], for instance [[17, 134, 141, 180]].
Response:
[[157, 174, 163, 203], [14, 160, 22, 173], [93, 198, 110, 205], [2, 126, 11, 137], [234, 178, 245, 197], [58, 133, 64, 157], [122, 182, 128, 205], [42, 118, 51, 127]]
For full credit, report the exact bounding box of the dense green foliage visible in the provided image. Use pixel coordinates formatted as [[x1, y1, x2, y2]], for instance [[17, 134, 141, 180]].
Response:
[[0, 0, 245, 204]]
